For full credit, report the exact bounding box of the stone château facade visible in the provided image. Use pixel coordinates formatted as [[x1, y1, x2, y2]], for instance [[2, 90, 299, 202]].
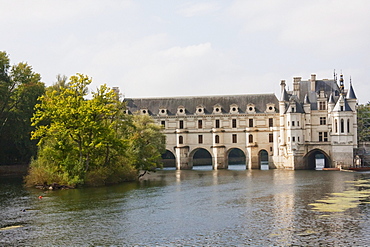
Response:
[[124, 74, 358, 170]]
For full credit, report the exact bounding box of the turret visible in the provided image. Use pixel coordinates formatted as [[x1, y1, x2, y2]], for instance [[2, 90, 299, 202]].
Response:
[[303, 94, 311, 113], [279, 80, 289, 115], [346, 79, 357, 112], [328, 93, 335, 112]]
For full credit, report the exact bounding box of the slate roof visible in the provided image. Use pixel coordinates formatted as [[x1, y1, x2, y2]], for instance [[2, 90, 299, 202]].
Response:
[[347, 83, 357, 99], [125, 93, 279, 116], [282, 79, 341, 111], [332, 94, 353, 112], [299, 79, 340, 107]]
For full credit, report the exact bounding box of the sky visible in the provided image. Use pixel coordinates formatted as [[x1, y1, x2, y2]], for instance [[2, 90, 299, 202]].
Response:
[[1, 0, 370, 103]]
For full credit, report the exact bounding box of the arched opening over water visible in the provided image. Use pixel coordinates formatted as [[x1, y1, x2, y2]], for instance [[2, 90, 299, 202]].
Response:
[[305, 149, 331, 170], [227, 148, 246, 170], [191, 148, 213, 170], [161, 150, 176, 169], [259, 149, 269, 170]]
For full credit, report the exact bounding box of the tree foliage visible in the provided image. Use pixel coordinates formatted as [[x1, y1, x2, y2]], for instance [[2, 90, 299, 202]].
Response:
[[0, 51, 45, 165], [358, 102, 370, 142], [27, 74, 165, 187]]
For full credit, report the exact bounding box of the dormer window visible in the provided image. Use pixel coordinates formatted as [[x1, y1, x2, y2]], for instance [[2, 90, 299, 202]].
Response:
[[196, 105, 205, 115], [319, 101, 326, 110], [213, 104, 222, 114], [159, 108, 167, 116], [177, 106, 186, 116], [141, 108, 149, 115], [230, 104, 239, 114], [266, 103, 275, 113], [247, 103, 256, 114]]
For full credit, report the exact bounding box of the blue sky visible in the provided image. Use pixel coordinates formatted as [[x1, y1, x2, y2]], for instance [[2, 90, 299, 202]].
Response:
[[2, 0, 370, 103]]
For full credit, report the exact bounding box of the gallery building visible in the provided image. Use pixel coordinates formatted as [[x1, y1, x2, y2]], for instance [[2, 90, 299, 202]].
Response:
[[125, 74, 357, 170]]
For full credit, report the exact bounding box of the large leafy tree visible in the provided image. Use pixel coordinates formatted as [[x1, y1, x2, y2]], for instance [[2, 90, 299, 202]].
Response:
[[0, 51, 45, 165], [28, 73, 165, 186]]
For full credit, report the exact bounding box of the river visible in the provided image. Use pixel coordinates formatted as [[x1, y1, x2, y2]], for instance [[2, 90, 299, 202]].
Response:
[[1, 166, 370, 246]]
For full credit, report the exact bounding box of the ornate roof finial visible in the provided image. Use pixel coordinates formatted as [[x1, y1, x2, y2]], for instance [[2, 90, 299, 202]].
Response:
[[339, 72, 344, 94]]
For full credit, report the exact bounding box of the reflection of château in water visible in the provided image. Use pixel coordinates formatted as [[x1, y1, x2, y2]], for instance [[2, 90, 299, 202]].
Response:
[[124, 73, 357, 170]]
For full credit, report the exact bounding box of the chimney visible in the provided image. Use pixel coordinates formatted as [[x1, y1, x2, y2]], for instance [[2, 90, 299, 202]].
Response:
[[280, 80, 286, 93], [310, 74, 316, 92], [293, 77, 301, 98]]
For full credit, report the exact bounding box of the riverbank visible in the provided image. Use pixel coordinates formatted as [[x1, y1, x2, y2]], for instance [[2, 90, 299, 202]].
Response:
[[0, 164, 28, 176]]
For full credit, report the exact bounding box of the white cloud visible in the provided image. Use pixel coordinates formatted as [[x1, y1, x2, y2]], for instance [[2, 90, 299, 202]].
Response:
[[162, 43, 212, 58], [178, 2, 221, 17], [1, 0, 370, 103], [228, 0, 370, 54]]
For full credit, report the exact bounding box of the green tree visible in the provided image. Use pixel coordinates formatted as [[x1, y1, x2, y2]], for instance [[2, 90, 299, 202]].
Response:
[[358, 102, 370, 142], [127, 114, 166, 176], [30, 74, 126, 185], [0, 51, 45, 165], [27, 73, 164, 187]]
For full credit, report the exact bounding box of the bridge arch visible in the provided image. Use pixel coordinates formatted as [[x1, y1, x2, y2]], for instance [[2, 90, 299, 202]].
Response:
[[161, 149, 176, 168], [227, 147, 247, 169], [259, 149, 269, 170], [304, 149, 331, 170], [189, 147, 213, 169]]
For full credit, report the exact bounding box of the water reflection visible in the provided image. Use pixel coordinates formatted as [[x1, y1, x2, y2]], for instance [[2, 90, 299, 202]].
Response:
[[2, 170, 370, 246]]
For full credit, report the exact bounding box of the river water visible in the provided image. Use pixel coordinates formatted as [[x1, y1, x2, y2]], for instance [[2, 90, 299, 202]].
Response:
[[1, 166, 370, 246]]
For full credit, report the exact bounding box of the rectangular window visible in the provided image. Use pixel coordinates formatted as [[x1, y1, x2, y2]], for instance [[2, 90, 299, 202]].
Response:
[[292, 136, 295, 142], [249, 119, 253, 127], [292, 121, 295, 127], [319, 101, 326, 110], [324, 132, 328, 142], [215, 119, 220, 128], [269, 133, 273, 143], [320, 117, 326, 125], [232, 119, 237, 128], [232, 134, 237, 143], [198, 135, 203, 144], [269, 118, 273, 127], [179, 120, 184, 129], [161, 120, 166, 128], [319, 132, 328, 142], [198, 120, 203, 129]]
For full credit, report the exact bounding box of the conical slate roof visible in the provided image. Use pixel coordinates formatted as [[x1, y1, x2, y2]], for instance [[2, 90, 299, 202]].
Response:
[[347, 82, 357, 99], [280, 88, 289, 101], [332, 94, 353, 112], [304, 94, 310, 104], [328, 93, 335, 104]]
